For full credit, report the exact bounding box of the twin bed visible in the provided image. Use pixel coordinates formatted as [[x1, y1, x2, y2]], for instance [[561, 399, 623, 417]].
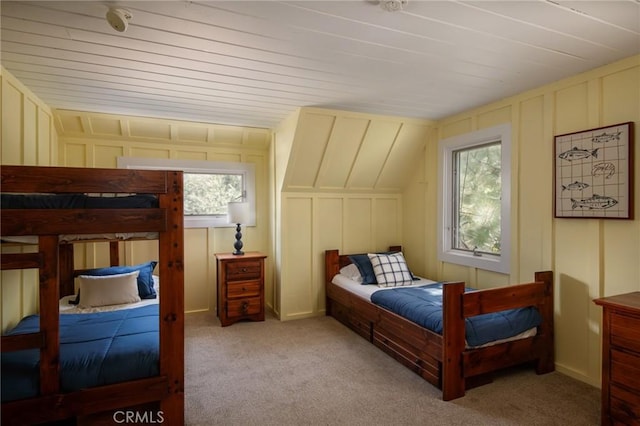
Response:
[[325, 248, 555, 400], [1, 165, 184, 425]]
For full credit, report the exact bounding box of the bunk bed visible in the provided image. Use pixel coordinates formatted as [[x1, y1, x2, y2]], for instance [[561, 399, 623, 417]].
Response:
[[325, 247, 554, 401], [1, 165, 185, 425]]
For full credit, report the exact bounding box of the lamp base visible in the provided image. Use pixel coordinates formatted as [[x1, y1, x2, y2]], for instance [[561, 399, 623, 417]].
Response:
[[233, 223, 244, 255]]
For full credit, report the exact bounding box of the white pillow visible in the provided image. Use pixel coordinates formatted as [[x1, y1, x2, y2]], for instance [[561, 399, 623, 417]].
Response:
[[339, 263, 363, 283], [367, 252, 414, 288], [78, 271, 141, 308], [152, 275, 160, 292]]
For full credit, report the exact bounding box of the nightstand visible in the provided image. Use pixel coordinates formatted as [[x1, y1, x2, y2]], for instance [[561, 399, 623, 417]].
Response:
[[215, 252, 267, 327]]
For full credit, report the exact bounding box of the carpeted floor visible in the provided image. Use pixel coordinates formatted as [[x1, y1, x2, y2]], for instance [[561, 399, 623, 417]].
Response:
[[185, 312, 600, 426]]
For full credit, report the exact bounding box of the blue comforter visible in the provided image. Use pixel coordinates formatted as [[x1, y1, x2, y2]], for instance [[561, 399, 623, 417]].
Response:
[[1, 304, 159, 402], [370, 283, 541, 347]]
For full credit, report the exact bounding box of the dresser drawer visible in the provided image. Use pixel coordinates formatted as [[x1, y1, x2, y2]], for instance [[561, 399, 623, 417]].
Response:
[[610, 311, 640, 353], [227, 281, 261, 299], [610, 349, 640, 391], [225, 260, 262, 281], [611, 386, 640, 425], [226, 297, 262, 318]]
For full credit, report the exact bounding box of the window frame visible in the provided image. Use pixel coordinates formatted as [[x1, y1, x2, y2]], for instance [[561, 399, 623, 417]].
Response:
[[437, 123, 511, 274], [117, 157, 256, 229]]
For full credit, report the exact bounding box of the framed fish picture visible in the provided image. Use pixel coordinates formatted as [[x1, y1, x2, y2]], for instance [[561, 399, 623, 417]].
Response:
[[554, 121, 634, 219]]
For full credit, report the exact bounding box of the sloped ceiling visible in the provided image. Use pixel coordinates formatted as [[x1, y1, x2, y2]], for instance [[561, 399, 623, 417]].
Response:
[[282, 108, 433, 192], [54, 110, 271, 149], [52, 107, 431, 192], [2, 1, 639, 129]]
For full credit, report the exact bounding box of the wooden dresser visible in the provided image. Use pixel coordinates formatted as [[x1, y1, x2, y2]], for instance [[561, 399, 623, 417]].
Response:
[[216, 252, 267, 327], [594, 292, 640, 425]]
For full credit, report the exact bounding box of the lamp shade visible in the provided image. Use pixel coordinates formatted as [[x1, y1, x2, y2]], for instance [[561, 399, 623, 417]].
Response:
[[227, 201, 250, 224]]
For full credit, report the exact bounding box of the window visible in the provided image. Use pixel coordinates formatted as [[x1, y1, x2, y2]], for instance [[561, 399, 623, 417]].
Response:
[[437, 124, 511, 273], [117, 157, 255, 229]]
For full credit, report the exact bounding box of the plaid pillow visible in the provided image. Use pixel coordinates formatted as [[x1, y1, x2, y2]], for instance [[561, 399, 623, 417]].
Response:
[[367, 252, 414, 287]]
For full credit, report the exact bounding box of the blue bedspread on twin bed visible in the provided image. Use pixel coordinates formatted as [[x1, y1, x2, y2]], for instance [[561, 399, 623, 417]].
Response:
[[1, 304, 159, 402], [370, 283, 542, 347]]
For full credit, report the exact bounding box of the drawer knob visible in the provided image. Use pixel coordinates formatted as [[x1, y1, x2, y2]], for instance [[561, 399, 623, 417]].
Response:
[[241, 267, 248, 272], [241, 301, 249, 313]]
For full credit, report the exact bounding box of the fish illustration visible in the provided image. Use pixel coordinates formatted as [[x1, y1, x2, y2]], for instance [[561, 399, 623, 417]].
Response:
[[592, 162, 615, 179], [558, 147, 599, 161], [562, 181, 589, 191], [571, 194, 618, 210], [592, 131, 621, 143]]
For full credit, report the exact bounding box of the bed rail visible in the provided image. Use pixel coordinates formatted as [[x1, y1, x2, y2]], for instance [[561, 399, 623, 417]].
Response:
[[1, 165, 168, 194]]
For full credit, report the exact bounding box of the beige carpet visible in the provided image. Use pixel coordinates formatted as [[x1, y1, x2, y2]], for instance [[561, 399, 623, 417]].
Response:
[[185, 312, 600, 426]]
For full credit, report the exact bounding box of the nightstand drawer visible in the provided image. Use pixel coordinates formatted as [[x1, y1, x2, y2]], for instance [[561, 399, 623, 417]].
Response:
[[225, 260, 262, 280], [610, 311, 640, 353], [227, 298, 262, 318], [227, 281, 261, 299], [611, 349, 640, 391]]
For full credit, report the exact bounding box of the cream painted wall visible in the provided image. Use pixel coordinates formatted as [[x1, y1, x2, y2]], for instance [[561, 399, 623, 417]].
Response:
[[274, 108, 434, 321], [271, 110, 299, 316], [404, 54, 640, 388], [55, 111, 272, 316], [278, 192, 404, 320], [0, 67, 58, 332], [1, 68, 57, 167]]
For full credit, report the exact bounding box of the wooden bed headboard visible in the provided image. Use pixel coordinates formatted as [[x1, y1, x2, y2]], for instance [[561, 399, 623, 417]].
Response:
[[325, 245, 402, 284]]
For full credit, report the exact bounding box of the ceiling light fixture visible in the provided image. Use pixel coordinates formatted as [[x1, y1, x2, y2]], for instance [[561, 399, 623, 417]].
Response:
[[106, 7, 132, 32], [380, 0, 407, 12]]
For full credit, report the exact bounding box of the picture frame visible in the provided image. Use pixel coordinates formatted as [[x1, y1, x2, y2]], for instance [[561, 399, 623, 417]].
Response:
[[554, 122, 634, 219]]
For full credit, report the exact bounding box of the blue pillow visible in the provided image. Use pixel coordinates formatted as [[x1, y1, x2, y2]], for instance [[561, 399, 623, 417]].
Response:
[[81, 261, 157, 299], [348, 254, 378, 284]]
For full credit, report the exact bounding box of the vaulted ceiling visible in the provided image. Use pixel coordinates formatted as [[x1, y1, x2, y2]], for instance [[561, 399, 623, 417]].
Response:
[[2, 1, 639, 130]]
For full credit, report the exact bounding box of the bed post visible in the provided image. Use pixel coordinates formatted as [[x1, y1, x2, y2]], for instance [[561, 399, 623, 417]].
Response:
[[534, 270, 555, 374], [325, 250, 340, 316], [158, 171, 185, 424], [442, 281, 466, 401], [109, 241, 120, 266], [58, 244, 75, 297], [39, 235, 61, 395]]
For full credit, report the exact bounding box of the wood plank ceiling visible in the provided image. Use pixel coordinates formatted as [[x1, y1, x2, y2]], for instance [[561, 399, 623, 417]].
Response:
[[2, 1, 639, 129]]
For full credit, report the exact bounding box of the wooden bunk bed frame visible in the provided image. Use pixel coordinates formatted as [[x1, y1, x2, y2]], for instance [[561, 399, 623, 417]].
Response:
[[325, 247, 555, 401], [1, 165, 185, 425]]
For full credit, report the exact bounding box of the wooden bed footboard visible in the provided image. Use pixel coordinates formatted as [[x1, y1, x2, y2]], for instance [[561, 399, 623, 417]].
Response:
[[325, 248, 555, 401]]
